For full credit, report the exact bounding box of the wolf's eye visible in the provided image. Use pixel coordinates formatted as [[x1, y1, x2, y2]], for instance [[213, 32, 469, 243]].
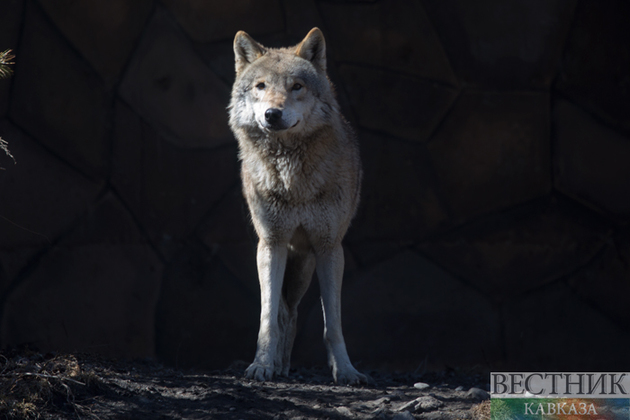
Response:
[[256, 82, 265, 90], [292, 83, 303, 91]]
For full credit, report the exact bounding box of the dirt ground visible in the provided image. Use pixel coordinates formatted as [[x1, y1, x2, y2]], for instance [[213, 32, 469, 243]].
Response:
[[0, 350, 491, 420]]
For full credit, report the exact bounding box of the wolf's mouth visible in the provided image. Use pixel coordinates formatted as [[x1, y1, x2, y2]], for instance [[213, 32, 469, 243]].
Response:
[[260, 120, 300, 132]]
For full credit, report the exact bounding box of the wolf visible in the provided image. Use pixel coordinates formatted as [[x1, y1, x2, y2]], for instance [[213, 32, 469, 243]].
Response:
[[228, 27, 366, 385]]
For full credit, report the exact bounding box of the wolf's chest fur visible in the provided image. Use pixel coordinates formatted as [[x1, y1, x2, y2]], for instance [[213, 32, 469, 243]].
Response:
[[245, 137, 329, 203]]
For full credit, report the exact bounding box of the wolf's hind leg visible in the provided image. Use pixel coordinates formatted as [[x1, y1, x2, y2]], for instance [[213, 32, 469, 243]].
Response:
[[275, 296, 290, 375]]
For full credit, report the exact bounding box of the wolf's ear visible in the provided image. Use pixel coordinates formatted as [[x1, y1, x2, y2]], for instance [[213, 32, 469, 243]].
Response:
[[234, 31, 265, 74], [296, 27, 326, 72]]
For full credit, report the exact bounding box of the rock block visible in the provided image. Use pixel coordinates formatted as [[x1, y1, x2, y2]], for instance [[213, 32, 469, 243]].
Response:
[[161, 0, 284, 42], [38, 0, 153, 85], [155, 240, 260, 369], [283, 0, 326, 43], [0, 0, 22, 52], [0, 77, 10, 120], [568, 227, 630, 331], [111, 101, 238, 259], [427, 92, 550, 223], [417, 197, 611, 300], [0, 0, 23, 117], [196, 186, 259, 296], [196, 185, 253, 246], [346, 240, 411, 269], [556, 0, 630, 130], [348, 130, 448, 241], [504, 282, 630, 370], [194, 39, 238, 87], [10, 1, 111, 180], [339, 65, 458, 143], [1, 194, 163, 358], [318, 0, 457, 85], [119, 7, 233, 149], [0, 121, 102, 284], [293, 250, 501, 369], [553, 99, 630, 221], [215, 241, 259, 298], [422, 0, 576, 89]]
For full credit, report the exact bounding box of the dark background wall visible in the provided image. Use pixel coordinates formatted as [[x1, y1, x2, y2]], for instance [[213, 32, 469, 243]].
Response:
[[0, 0, 628, 372]]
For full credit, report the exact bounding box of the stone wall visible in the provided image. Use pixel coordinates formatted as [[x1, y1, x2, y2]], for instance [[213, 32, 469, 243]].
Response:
[[0, 0, 628, 371]]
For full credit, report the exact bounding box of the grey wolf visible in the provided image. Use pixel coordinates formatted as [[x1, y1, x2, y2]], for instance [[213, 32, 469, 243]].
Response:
[[228, 28, 366, 385]]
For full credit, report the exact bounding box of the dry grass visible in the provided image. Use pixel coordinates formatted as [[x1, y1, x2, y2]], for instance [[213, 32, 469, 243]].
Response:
[[470, 400, 491, 420], [0, 351, 103, 419], [0, 49, 15, 79], [0, 49, 15, 170]]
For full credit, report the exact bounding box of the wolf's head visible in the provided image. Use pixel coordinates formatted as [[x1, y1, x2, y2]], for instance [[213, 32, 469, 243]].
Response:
[[229, 28, 338, 138]]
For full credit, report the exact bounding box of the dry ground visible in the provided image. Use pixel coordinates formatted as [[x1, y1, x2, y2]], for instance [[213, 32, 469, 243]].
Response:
[[0, 350, 490, 420]]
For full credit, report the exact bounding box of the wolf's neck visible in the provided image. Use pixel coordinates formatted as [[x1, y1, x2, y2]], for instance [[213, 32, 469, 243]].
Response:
[[253, 124, 330, 156]]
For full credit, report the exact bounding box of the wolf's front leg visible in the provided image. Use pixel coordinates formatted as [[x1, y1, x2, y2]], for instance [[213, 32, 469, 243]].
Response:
[[316, 244, 367, 385], [246, 241, 288, 381]]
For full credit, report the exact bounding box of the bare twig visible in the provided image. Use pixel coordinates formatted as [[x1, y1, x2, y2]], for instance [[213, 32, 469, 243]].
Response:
[[2, 372, 86, 387], [0, 136, 16, 169]]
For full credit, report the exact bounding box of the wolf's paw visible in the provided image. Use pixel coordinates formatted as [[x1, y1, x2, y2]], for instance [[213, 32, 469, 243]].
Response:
[[334, 367, 369, 386], [245, 362, 275, 382]]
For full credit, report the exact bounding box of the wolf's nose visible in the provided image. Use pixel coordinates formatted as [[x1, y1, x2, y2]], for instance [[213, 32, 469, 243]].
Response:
[[265, 108, 283, 124]]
